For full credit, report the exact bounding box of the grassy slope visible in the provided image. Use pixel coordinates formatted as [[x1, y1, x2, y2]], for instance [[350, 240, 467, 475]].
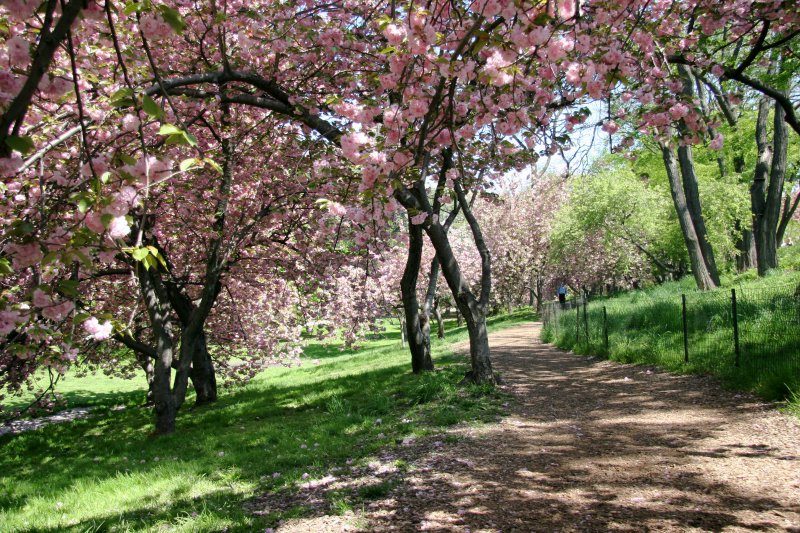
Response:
[[543, 269, 800, 402], [0, 310, 534, 532]]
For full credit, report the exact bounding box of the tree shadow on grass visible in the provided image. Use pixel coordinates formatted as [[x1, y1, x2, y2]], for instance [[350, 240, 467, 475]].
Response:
[[0, 346, 492, 531]]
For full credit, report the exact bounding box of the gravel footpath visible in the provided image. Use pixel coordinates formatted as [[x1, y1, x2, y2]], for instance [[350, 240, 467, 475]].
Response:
[[268, 322, 800, 532]]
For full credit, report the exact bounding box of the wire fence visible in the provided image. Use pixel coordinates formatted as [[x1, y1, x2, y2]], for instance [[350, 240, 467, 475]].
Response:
[[541, 283, 800, 394]]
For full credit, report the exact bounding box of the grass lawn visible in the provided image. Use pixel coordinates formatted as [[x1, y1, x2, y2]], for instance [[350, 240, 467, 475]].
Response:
[[0, 309, 534, 532], [542, 269, 800, 403]]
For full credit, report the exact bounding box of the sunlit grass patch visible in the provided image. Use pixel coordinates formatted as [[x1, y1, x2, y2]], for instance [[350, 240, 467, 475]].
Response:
[[0, 311, 531, 532]]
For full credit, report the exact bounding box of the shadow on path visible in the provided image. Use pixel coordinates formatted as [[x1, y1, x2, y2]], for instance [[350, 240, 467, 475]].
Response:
[[359, 322, 800, 532]]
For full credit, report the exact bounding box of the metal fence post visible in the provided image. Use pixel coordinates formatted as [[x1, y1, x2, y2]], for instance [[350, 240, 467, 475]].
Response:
[[603, 305, 609, 352], [682, 294, 689, 363], [732, 288, 740, 368], [575, 300, 580, 345]]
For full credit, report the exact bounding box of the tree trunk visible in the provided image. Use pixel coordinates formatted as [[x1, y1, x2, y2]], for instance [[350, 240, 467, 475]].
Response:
[[764, 97, 788, 269], [661, 142, 719, 290], [734, 222, 757, 272], [433, 298, 445, 339], [456, 309, 463, 327], [536, 276, 544, 314], [395, 180, 495, 384], [674, 64, 720, 287], [676, 144, 720, 285], [163, 267, 221, 408], [400, 218, 433, 373], [136, 352, 155, 405], [189, 330, 217, 405], [460, 302, 493, 385], [424, 198, 495, 384], [138, 268, 177, 435], [752, 98, 773, 276], [777, 192, 800, 246], [398, 312, 407, 347]]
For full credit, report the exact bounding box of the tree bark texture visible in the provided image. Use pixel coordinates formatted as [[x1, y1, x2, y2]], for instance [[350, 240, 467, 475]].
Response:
[[137, 267, 177, 435], [751, 97, 780, 275], [189, 330, 217, 405], [433, 298, 445, 339], [400, 218, 433, 373], [660, 143, 719, 290]]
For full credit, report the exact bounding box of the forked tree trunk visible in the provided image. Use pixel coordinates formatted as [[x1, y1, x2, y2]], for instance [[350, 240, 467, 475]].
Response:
[[677, 143, 721, 285], [671, 64, 720, 288], [751, 94, 788, 275], [425, 195, 495, 384], [396, 180, 495, 384]]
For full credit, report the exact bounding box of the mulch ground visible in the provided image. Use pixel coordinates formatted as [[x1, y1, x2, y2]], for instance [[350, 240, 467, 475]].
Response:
[[261, 322, 800, 532]]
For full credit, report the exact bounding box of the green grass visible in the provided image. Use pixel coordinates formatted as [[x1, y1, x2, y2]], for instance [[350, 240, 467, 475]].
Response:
[[2, 368, 148, 416], [0, 310, 534, 532], [542, 270, 800, 404]]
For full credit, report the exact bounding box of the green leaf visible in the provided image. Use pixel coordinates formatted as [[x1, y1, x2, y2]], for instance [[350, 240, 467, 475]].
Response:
[[77, 197, 92, 214], [158, 124, 183, 136], [6, 135, 34, 155], [533, 12, 551, 26], [0, 258, 13, 275], [142, 254, 158, 271], [123, 1, 142, 15], [141, 94, 164, 119], [72, 312, 91, 325], [130, 247, 150, 261], [184, 132, 198, 147], [100, 171, 112, 184], [204, 158, 223, 174], [110, 87, 134, 108], [179, 158, 199, 171], [101, 213, 115, 227], [157, 5, 187, 33], [119, 153, 137, 166], [42, 252, 60, 266], [57, 280, 80, 298], [10, 220, 35, 236]]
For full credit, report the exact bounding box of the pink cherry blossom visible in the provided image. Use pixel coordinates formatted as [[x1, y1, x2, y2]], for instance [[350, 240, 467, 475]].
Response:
[[83, 317, 113, 341], [383, 24, 406, 46], [708, 134, 724, 150], [107, 216, 131, 239], [410, 212, 428, 225]]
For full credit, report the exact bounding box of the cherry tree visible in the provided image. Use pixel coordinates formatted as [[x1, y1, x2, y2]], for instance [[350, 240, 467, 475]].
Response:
[[2, 0, 797, 423]]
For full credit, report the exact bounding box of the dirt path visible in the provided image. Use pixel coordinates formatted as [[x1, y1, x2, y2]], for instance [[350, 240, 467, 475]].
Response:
[[277, 322, 800, 532]]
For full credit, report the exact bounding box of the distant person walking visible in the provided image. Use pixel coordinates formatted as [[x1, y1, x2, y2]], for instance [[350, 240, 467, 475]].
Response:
[[557, 284, 567, 306]]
